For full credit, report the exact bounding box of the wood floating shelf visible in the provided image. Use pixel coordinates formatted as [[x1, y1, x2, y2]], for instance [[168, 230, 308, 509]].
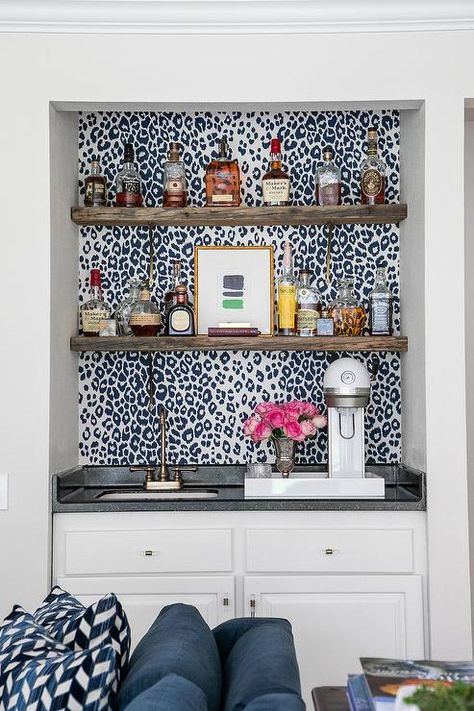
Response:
[[71, 204, 407, 228], [70, 335, 408, 353]]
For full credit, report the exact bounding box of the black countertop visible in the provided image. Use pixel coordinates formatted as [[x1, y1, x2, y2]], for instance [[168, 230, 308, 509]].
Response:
[[52, 464, 425, 513]]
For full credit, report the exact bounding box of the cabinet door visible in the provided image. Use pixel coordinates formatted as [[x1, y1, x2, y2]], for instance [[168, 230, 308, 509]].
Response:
[[245, 575, 424, 705], [57, 575, 235, 649]]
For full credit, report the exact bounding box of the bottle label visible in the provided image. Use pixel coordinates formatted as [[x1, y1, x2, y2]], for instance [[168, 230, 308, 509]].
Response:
[[362, 169, 383, 198], [122, 177, 141, 194], [82, 309, 110, 333], [317, 182, 340, 206], [170, 310, 190, 332], [166, 178, 185, 196], [211, 194, 233, 204], [371, 300, 391, 333], [297, 308, 319, 331], [85, 181, 105, 199], [278, 284, 297, 331], [129, 313, 161, 326], [263, 178, 290, 204]]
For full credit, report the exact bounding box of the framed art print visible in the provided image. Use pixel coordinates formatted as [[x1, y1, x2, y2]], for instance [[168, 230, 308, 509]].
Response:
[[194, 246, 274, 335]]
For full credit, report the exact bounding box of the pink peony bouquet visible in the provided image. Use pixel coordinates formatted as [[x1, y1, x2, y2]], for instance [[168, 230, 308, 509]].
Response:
[[243, 400, 327, 443]]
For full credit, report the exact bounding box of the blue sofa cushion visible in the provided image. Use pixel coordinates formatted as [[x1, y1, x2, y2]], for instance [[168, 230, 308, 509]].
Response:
[[213, 617, 303, 711], [123, 673, 208, 711], [118, 603, 221, 711], [34, 585, 130, 682], [0, 605, 117, 710]]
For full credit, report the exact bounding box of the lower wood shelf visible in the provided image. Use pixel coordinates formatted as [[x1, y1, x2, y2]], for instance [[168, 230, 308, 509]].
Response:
[[70, 335, 408, 353]]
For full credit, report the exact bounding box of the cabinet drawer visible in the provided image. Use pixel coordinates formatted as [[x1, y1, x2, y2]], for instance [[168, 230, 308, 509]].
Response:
[[64, 529, 232, 575], [246, 528, 414, 573]]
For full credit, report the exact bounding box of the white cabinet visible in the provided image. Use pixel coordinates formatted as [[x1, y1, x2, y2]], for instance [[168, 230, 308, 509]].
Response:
[[53, 509, 426, 703], [244, 574, 424, 703], [56, 575, 235, 649]]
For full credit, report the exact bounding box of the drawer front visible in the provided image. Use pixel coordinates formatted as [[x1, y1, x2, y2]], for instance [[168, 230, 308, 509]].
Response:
[[64, 529, 232, 575], [246, 528, 414, 573]]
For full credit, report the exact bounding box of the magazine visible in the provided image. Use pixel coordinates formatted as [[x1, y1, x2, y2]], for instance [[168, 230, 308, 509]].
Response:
[[359, 658, 474, 710]]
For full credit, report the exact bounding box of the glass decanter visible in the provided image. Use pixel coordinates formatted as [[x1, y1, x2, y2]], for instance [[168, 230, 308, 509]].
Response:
[[329, 278, 366, 336], [163, 142, 187, 207], [115, 277, 142, 336]]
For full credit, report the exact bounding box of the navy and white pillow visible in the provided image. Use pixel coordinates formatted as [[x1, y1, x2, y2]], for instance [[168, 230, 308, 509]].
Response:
[[0, 605, 116, 710], [34, 586, 131, 683]]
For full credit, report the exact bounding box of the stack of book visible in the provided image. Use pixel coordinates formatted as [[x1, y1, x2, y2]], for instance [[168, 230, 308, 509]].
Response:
[[347, 657, 474, 710], [208, 322, 260, 337]]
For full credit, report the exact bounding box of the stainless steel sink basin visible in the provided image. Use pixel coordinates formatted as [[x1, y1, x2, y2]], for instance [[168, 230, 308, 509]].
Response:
[[95, 488, 219, 501]]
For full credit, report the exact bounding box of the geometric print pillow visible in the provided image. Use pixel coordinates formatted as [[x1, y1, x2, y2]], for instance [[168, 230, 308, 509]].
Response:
[[34, 586, 131, 683], [0, 605, 117, 711]]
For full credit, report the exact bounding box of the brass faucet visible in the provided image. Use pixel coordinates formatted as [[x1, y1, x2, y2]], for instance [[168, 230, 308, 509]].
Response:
[[130, 406, 197, 491]]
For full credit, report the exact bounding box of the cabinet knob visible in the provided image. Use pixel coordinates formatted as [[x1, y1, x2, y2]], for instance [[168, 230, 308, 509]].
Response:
[[141, 550, 157, 557], [324, 548, 335, 555]]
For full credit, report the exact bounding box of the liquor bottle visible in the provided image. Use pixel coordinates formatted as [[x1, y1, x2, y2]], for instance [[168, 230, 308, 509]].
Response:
[[316, 309, 335, 336], [315, 150, 341, 206], [80, 269, 112, 337], [369, 267, 393, 336], [115, 277, 142, 336], [84, 158, 107, 207], [277, 241, 297, 336], [296, 269, 322, 337], [262, 138, 290, 207], [205, 137, 241, 207], [129, 286, 161, 336], [329, 278, 366, 336], [360, 127, 386, 205], [167, 285, 195, 336], [163, 260, 183, 321], [115, 142, 144, 207], [163, 143, 187, 208]]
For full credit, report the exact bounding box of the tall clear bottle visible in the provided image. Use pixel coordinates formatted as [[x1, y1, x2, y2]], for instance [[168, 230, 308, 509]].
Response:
[[115, 277, 142, 336], [277, 241, 297, 335], [80, 269, 112, 337], [369, 267, 393, 336], [115, 142, 143, 207], [163, 260, 183, 323], [163, 142, 187, 207], [296, 269, 322, 337], [360, 127, 386, 205], [315, 150, 341, 206]]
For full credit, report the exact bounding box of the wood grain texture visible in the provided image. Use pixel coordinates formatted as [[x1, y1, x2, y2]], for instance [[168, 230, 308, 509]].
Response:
[[71, 204, 407, 227], [70, 335, 408, 353]]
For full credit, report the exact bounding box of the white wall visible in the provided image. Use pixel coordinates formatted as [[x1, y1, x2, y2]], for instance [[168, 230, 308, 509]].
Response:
[[0, 30, 472, 657]]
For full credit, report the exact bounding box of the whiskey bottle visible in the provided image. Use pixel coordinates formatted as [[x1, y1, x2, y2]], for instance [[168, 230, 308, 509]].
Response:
[[115, 277, 142, 336], [262, 138, 290, 206], [296, 269, 322, 337], [369, 267, 393, 336], [329, 278, 366, 336], [163, 260, 183, 321], [84, 158, 107, 207], [80, 269, 112, 337], [115, 142, 144, 207], [315, 150, 341, 206], [205, 137, 241, 207], [360, 127, 386, 205], [129, 287, 161, 336], [163, 142, 187, 208], [277, 241, 297, 336], [167, 284, 195, 336]]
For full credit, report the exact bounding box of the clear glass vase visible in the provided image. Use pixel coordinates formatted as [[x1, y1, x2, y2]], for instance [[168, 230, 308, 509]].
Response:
[[273, 436, 297, 477]]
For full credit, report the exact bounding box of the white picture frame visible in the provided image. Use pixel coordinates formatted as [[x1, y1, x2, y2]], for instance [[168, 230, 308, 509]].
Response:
[[194, 245, 275, 335]]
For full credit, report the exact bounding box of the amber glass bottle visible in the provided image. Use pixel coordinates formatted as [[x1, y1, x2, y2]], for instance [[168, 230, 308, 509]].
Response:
[[205, 137, 241, 207], [360, 128, 386, 205], [129, 288, 161, 336], [84, 159, 107, 207]]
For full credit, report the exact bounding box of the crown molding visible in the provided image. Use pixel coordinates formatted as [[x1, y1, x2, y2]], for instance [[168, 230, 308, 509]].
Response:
[[1, 0, 474, 35]]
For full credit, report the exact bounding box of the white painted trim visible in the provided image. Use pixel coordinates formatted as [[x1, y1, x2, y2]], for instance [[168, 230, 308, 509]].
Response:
[[2, 0, 474, 35]]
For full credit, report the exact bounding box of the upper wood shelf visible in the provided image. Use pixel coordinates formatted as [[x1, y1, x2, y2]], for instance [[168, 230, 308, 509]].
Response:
[[70, 335, 408, 353], [71, 204, 407, 228]]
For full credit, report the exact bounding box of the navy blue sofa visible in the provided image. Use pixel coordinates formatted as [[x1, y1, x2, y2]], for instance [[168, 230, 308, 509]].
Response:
[[118, 603, 305, 711]]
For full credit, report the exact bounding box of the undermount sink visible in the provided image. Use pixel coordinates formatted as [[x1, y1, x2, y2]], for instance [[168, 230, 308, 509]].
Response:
[[95, 488, 219, 501]]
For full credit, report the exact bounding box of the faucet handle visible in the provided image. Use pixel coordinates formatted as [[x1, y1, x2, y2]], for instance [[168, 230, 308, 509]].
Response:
[[171, 466, 198, 483], [130, 465, 157, 474]]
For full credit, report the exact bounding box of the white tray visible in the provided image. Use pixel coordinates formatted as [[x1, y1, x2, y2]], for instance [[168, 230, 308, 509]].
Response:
[[244, 471, 385, 499]]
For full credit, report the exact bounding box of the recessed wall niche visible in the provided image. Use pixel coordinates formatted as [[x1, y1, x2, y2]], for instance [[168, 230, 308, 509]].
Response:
[[76, 109, 402, 466]]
